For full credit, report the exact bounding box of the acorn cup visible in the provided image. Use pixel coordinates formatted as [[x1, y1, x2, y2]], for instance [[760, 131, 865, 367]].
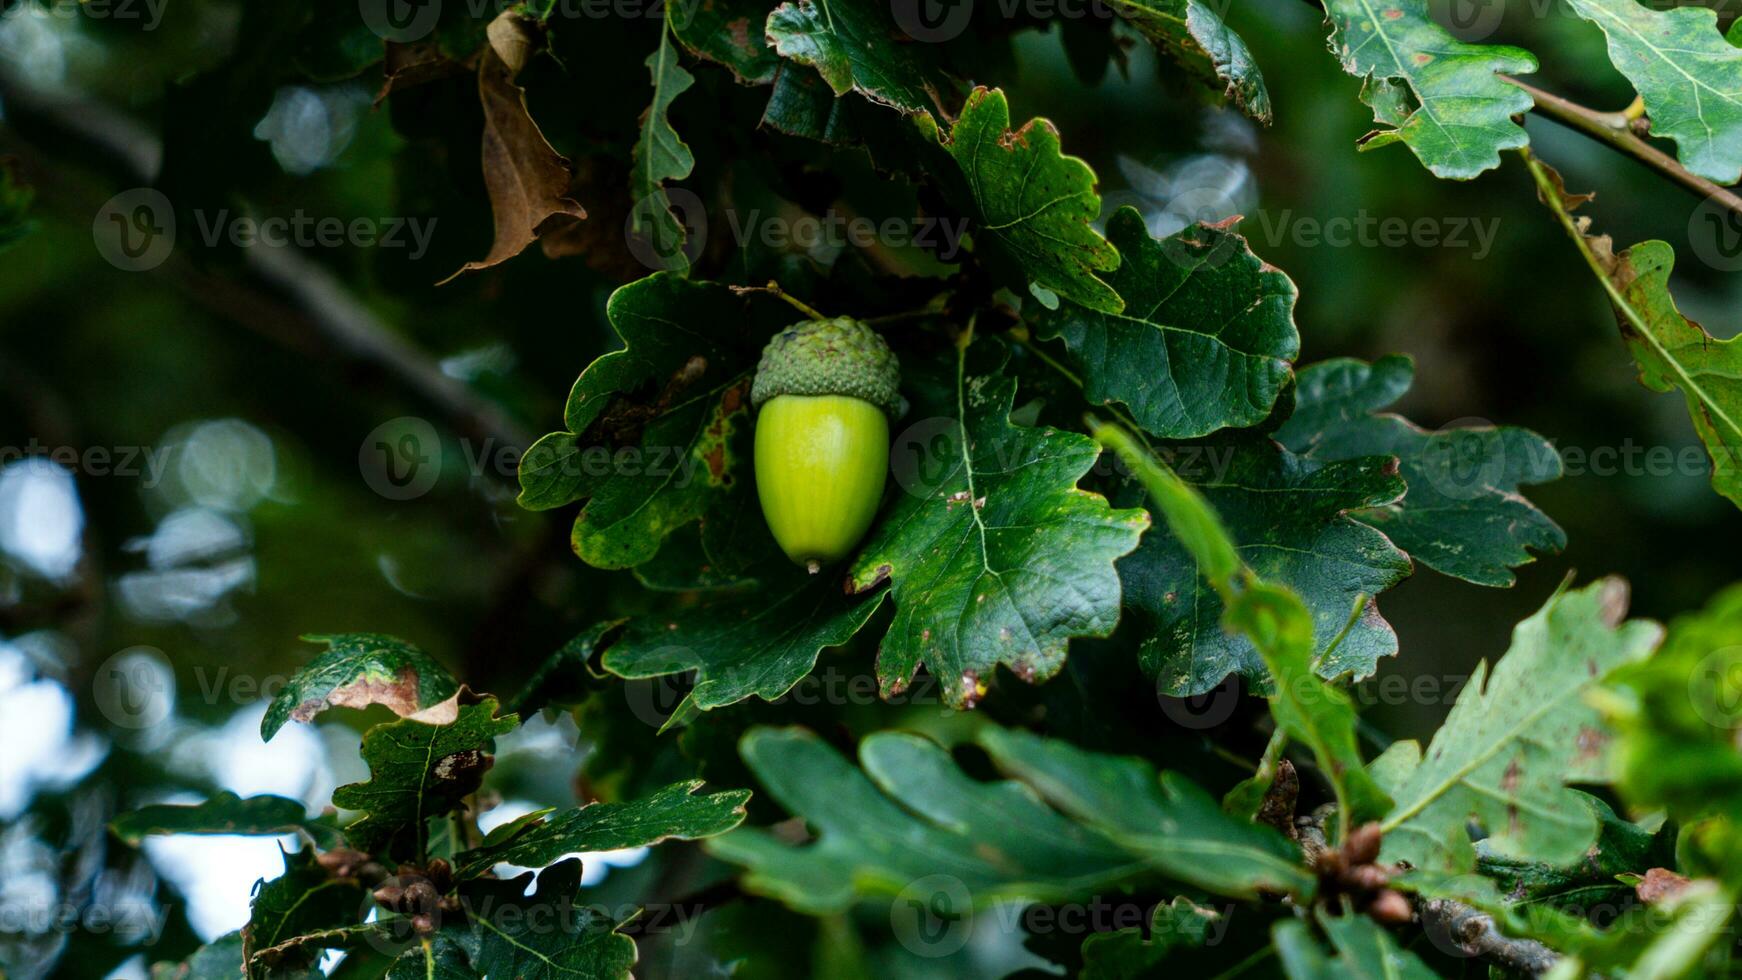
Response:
[[750, 317, 901, 572]]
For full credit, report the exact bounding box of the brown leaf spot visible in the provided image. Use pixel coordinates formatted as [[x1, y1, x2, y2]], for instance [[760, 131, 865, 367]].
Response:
[[1636, 868, 1692, 904]]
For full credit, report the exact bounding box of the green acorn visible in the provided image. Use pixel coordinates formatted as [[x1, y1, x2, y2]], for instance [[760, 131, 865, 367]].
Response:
[[751, 317, 901, 572]]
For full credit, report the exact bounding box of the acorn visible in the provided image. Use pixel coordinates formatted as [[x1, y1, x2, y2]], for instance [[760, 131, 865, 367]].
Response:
[[751, 317, 901, 572]]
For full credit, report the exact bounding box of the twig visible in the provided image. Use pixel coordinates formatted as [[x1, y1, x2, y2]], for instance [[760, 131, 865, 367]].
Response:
[[1419, 898, 1560, 976], [0, 68, 530, 453], [1505, 76, 1742, 220], [729, 281, 828, 320]]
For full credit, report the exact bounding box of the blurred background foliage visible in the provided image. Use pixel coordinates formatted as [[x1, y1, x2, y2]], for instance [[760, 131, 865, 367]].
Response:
[[0, 0, 1739, 976]]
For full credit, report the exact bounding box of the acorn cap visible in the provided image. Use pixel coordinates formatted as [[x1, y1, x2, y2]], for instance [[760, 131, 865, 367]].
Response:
[[750, 317, 901, 417]]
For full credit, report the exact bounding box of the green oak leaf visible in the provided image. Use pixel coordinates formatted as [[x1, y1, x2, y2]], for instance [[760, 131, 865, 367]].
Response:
[[241, 846, 367, 977], [1606, 584, 1742, 849], [765, 0, 950, 114], [508, 619, 629, 716], [1530, 158, 1742, 510], [1376, 578, 1663, 875], [262, 634, 459, 741], [844, 337, 1150, 708], [1276, 355, 1565, 586], [1116, 437, 1410, 696], [1608, 240, 1742, 509], [331, 697, 519, 858], [452, 859, 636, 980], [1097, 423, 1390, 828], [1079, 897, 1222, 979], [1104, 0, 1271, 123], [1477, 790, 1675, 910], [977, 726, 1317, 898], [671, 0, 780, 84], [384, 935, 474, 980], [1273, 913, 1437, 979], [921, 88, 1123, 313], [629, 25, 697, 276], [1551, 880, 1736, 979], [1320, 0, 1537, 178], [708, 726, 1310, 913], [112, 792, 323, 847], [516, 274, 791, 568], [150, 932, 243, 980], [1034, 208, 1299, 439], [1563, 0, 1742, 183], [603, 569, 888, 711], [454, 780, 750, 877]]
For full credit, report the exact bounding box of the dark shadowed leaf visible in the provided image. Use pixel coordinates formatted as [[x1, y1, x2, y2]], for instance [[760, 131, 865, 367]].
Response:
[[1104, 0, 1270, 123], [844, 337, 1149, 708], [112, 792, 323, 847], [517, 274, 792, 568], [1116, 438, 1409, 696], [1035, 208, 1298, 439], [454, 779, 750, 877], [765, 0, 951, 114], [1276, 355, 1564, 586], [241, 847, 367, 976], [331, 697, 518, 857], [451, 859, 636, 979], [921, 88, 1123, 312], [709, 726, 1312, 913], [602, 569, 887, 711]]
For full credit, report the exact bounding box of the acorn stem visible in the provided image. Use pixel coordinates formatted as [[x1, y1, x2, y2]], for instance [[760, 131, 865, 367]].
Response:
[[762, 281, 828, 321]]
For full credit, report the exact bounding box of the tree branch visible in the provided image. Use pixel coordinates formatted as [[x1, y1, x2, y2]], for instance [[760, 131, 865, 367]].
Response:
[[0, 68, 530, 453], [1504, 76, 1742, 221], [1419, 898, 1560, 977]]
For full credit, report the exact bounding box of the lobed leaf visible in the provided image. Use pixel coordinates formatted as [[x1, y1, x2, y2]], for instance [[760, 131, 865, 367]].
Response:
[[628, 26, 697, 276], [1319, 0, 1537, 178], [1035, 208, 1299, 440], [1563, 0, 1742, 183], [845, 337, 1150, 708], [262, 633, 459, 741], [1276, 355, 1565, 586], [1529, 157, 1742, 510], [708, 726, 1312, 913], [1105, 0, 1271, 123], [454, 780, 750, 877], [331, 696, 518, 857], [922, 88, 1123, 313], [1377, 578, 1663, 875], [517, 274, 792, 568], [602, 569, 888, 712]]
